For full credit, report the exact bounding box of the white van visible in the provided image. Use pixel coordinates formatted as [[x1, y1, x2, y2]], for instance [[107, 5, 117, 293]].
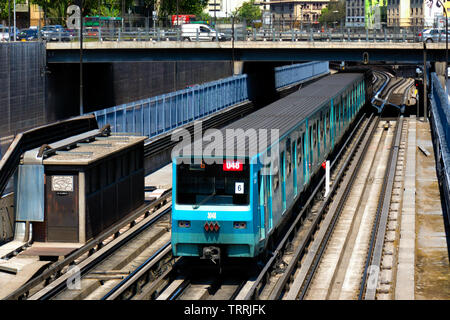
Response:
[[181, 24, 226, 41]]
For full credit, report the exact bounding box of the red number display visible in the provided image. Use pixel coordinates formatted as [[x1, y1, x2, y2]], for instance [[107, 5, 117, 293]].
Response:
[[223, 160, 243, 171]]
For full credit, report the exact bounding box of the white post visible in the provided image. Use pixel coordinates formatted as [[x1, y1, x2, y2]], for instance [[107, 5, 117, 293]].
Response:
[[325, 160, 330, 197]]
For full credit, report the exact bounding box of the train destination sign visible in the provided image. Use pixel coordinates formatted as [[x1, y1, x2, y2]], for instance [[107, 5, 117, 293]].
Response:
[[223, 160, 243, 171]]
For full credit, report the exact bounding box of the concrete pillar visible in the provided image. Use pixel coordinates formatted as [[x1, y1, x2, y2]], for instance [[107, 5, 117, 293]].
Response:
[[233, 61, 244, 75]]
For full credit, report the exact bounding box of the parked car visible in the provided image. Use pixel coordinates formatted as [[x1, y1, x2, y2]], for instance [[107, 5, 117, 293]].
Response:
[[17, 28, 39, 41], [420, 28, 450, 42], [41, 25, 73, 42], [181, 24, 227, 41], [0, 26, 20, 41], [0, 26, 8, 41]]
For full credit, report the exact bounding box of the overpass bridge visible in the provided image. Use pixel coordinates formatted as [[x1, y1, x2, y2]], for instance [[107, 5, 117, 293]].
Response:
[[46, 41, 447, 64]]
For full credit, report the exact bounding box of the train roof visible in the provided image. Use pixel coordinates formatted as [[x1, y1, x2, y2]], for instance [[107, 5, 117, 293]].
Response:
[[184, 72, 364, 159]]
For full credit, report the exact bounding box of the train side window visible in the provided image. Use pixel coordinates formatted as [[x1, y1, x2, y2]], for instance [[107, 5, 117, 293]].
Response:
[[313, 123, 317, 148], [286, 139, 292, 176], [326, 111, 330, 134], [321, 116, 325, 145], [297, 136, 302, 165], [273, 165, 280, 191]]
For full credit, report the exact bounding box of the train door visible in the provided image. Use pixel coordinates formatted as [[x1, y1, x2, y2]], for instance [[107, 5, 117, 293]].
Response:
[[293, 138, 298, 196], [264, 174, 273, 232], [286, 138, 294, 203], [303, 132, 307, 185], [316, 115, 323, 160], [330, 99, 334, 148], [323, 112, 327, 153], [281, 150, 286, 212], [296, 135, 303, 191], [258, 172, 266, 241], [309, 125, 313, 171]]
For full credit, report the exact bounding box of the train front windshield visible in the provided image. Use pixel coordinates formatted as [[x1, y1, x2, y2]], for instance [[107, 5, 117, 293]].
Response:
[[176, 160, 250, 207]]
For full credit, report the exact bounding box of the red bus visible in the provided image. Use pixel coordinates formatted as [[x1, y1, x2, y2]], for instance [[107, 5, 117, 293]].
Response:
[[171, 15, 196, 26]]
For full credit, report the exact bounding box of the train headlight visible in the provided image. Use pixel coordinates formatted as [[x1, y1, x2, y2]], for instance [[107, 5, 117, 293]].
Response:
[[178, 220, 191, 228], [233, 221, 247, 229]]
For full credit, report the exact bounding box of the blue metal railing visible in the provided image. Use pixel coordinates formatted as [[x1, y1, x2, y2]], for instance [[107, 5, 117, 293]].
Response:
[[430, 72, 450, 215], [93, 74, 248, 139], [431, 73, 450, 144], [92, 61, 329, 139], [275, 61, 329, 89]]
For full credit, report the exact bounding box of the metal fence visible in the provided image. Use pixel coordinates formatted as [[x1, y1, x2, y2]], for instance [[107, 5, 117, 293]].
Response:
[[92, 74, 248, 139], [429, 72, 450, 216], [0, 42, 46, 158], [25, 27, 435, 43], [92, 61, 329, 139], [275, 61, 329, 88], [3, 23, 445, 44]]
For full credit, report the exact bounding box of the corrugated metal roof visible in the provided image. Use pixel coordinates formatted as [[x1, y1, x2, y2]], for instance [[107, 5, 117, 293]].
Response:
[[185, 73, 363, 158]]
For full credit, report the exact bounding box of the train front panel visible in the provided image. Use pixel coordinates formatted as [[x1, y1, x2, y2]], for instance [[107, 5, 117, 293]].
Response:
[[171, 157, 261, 260]]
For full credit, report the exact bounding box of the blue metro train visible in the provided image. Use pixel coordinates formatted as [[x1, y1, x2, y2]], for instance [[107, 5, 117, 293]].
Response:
[[171, 72, 370, 262]]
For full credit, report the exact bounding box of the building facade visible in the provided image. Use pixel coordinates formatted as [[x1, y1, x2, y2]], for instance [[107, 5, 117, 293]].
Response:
[[346, 0, 366, 27], [256, 0, 332, 28]]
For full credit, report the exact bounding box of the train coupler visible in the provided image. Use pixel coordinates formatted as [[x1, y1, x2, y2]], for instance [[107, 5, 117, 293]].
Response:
[[201, 246, 221, 264]]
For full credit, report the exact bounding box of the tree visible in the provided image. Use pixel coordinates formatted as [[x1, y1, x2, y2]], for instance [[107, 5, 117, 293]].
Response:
[[0, 0, 27, 22], [318, 0, 346, 27], [234, 0, 261, 23]]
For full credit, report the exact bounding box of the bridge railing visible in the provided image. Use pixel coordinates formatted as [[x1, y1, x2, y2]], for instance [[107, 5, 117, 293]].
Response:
[[93, 74, 248, 139], [429, 72, 450, 216], [35, 25, 444, 43], [91, 61, 329, 140], [275, 61, 329, 89]]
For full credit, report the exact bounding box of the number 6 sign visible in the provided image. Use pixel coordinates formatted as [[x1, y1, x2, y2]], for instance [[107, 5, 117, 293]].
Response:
[[235, 182, 244, 194]]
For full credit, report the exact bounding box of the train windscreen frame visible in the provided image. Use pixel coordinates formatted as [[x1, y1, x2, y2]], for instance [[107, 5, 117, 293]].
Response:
[[176, 159, 250, 207]]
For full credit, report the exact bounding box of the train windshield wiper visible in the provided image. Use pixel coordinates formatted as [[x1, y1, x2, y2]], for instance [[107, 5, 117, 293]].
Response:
[[192, 192, 216, 209]]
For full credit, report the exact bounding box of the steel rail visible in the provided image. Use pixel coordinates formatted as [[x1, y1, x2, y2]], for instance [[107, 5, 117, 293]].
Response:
[[101, 241, 172, 300], [360, 115, 403, 300], [31, 204, 172, 300], [283, 115, 379, 300], [3, 190, 171, 300], [240, 112, 370, 300]]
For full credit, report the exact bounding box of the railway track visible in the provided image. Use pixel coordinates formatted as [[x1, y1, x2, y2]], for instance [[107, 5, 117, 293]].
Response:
[[3, 191, 171, 300], [2, 94, 260, 300], [298, 117, 400, 300], [361, 117, 408, 300], [156, 273, 247, 300], [3, 71, 413, 301], [229, 114, 406, 300], [227, 111, 376, 300], [38, 205, 172, 300]]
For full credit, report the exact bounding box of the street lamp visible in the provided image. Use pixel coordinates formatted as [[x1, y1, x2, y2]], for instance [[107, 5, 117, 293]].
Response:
[[436, 0, 448, 93], [80, 1, 84, 115]]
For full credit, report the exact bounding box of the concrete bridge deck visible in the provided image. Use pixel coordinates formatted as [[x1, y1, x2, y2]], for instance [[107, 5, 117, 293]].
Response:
[[46, 41, 447, 63]]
